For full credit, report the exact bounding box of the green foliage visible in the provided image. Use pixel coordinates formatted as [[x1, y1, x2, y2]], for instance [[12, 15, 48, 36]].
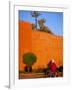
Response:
[[43, 27, 53, 34], [23, 52, 37, 66], [57, 66, 63, 72], [31, 23, 36, 30], [31, 12, 53, 34], [38, 18, 46, 28], [38, 19, 53, 34], [31, 11, 40, 18]]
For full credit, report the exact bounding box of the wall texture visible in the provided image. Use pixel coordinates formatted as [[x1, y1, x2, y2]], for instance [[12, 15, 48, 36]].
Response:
[[19, 21, 63, 71]]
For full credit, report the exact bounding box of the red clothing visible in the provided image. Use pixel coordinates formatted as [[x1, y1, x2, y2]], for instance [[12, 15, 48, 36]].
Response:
[[50, 63, 57, 73]]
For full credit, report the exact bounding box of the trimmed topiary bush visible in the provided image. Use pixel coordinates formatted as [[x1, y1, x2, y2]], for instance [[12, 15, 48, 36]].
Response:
[[23, 52, 37, 72]]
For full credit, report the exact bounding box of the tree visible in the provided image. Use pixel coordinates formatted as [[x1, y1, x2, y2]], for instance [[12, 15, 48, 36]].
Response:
[[31, 23, 36, 30], [31, 11, 40, 29], [38, 18, 46, 30], [38, 19, 53, 34], [23, 52, 37, 72]]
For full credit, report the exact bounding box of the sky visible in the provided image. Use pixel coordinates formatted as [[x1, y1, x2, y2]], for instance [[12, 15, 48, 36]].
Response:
[[19, 10, 63, 36]]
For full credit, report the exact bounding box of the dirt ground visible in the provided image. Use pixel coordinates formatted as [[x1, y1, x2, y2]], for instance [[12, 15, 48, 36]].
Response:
[[19, 72, 63, 79]]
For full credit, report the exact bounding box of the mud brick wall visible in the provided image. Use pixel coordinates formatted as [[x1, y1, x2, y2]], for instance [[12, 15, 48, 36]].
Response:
[[19, 21, 63, 71]]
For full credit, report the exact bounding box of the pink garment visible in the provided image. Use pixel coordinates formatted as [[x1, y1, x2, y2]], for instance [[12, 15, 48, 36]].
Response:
[[50, 63, 57, 73]]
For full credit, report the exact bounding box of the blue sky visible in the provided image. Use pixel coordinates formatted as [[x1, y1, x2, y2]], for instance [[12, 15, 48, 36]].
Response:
[[19, 10, 63, 36]]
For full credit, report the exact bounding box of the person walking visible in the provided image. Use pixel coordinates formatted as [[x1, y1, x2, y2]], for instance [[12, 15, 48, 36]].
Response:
[[50, 59, 57, 77]]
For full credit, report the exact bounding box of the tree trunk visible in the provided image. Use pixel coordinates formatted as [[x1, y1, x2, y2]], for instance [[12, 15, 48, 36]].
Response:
[[24, 66, 32, 72], [35, 18, 37, 29]]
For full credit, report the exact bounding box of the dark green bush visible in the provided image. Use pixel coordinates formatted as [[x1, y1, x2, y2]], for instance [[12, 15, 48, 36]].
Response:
[[23, 52, 37, 66]]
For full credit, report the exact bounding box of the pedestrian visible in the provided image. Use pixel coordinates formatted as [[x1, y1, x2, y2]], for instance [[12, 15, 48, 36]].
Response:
[[50, 59, 57, 77]]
